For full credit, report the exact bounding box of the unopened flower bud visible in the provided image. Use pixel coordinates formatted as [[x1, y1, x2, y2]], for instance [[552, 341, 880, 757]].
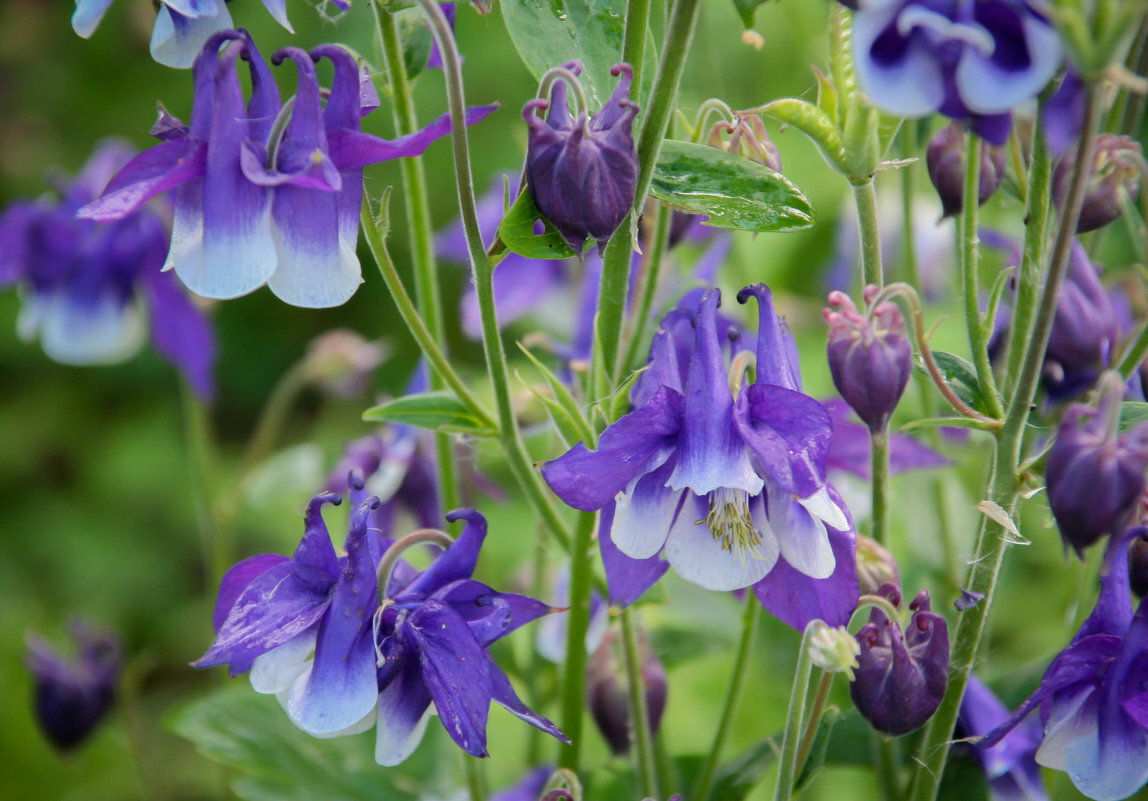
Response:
[[1046, 374, 1148, 557], [523, 62, 639, 253], [301, 328, 387, 397], [808, 621, 861, 680], [1045, 243, 1118, 384], [926, 122, 1007, 219], [1127, 527, 1148, 598], [850, 584, 949, 737], [25, 621, 121, 751], [856, 535, 901, 596], [824, 286, 912, 433], [586, 628, 667, 755], [1053, 134, 1144, 233], [705, 114, 782, 172]]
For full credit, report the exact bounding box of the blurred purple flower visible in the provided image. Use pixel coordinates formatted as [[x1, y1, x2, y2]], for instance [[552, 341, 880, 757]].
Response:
[[926, 121, 1008, 219], [957, 674, 1048, 801], [587, 628, 667, 755], [1053, 133, 1144, 234], [491, 766, 554, 801], [81, 31, 496, 308], [0, 140, 215, 397], [822, 398, 948, 480], [1043, 71, 1086, 159], [26, 621, 121, 751]]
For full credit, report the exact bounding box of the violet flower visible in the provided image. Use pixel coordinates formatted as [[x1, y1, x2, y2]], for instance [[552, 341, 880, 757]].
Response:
[[523, 62, 639, 252], [957, 674, 1048, 801], [25, 622, 121, 751], [80, 31, 496, 308], [980, 528, 1148, 801], [850, 0, 1062, 144], [71, 0, 320, 69], [542, 286, 853, 611], [0, 140, 215, 397]]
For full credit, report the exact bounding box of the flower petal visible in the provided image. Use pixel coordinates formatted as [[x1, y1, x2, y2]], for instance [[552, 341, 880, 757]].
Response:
[[599, 503, 671, 608], [734, 383, 834, 498], [212, 553, 287, 632], [72, 0, 115, 38], [955, 6, 1061, 116], [663, 493, 778, 591], [150, 3, 234, 70], [852, 4, 946, 116], [374, 659, 433, 766], [141, 267, 216, 398], [326, 104, 499, 171], [249, 630, 315, 695], [489, 655, 569, 743], [396, 508, 487, 600], [611, 458, 681, 559], [764, 483, 836, 579], [25, 289, 147, 366]]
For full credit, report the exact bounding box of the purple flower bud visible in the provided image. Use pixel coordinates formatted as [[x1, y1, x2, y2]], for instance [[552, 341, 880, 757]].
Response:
[[1053, 133, 1145, 233], [850, 584, 949, 737], [1044, 241, 1119, 383], [824, 286, 913, 433], [1046, 375, 1148, 557], [586, 628, 667, 755], [1128, 527, 1148, 598], [926, 122, 1007, 219], [705, 114, 782, 173], [856, 535, 901, 596], [523, 62, 639, 253], [25, 621, 121, 751]]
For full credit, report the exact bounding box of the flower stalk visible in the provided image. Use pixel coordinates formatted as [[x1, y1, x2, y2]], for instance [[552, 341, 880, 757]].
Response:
[[773, 620, 817, 801], [620, 605, 659, 800], [558, 510, 598, 772], [853, 179, 884, 288]]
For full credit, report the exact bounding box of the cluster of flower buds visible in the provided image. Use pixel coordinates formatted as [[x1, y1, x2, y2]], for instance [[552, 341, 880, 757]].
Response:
[[926, 122, 1007, 219], [705, 113, 782, 172], [850, 584, 949, 737], [824, 286, 913, 434], [586, 628, 667, 755], [1054, 133, 1144, 233]]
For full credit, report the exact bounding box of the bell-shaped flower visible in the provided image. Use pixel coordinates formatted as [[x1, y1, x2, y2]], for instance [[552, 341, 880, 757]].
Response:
[[957, 674, 1048, 801], [850, 583, 949, 736], [71, 0, 314, 69], [25, 621, 121, 751], [850, 0, 1061, 144], [0, 140, 215, 397], [1046, 374, 1148, 557], [523, 62, 639, 252], [543, 286, 852, 608], [980, 528, 1148, 801], [80, 31, 496, 308]]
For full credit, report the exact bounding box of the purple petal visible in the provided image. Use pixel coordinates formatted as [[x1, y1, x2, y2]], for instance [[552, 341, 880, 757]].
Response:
[[600, 502, 670, 608], [78, 139, 207, 222], [765, 484, 837, 579], [395, 508, 487, 599], [432, 578, 554, 646], [734, 384, 833, 498], [212, 553, 286, 632], [489, 655, 569, 743], [955, 6, 1061, 116], [141, 267, 216, 398], [260, 0, 292, 32], [374, 657, 433, 766], [541, 386, 683, 511], [327, 104, 499, 171], [293, 493, 342, 578], [852, 4, 946, 116], [737, 283, 801, 391]]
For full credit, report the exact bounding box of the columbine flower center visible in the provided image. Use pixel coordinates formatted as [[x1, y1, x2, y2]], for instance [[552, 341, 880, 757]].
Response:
[[703, 488, 764, 561]]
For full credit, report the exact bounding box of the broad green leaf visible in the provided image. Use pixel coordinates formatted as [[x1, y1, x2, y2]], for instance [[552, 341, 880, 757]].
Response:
[[498, 189, 580, 260], [709, 736, 779, 801], [363, 391, 497, 436], [500, 0, 657, 112], [919, 351, 987, 413], [730, 0, 771, 27], [1120, 401, 1148, 432], [649, 140, 815, 233], [759, 98, 849, 175]]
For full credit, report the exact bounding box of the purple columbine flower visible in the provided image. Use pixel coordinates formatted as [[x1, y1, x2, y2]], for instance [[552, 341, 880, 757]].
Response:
[[71, 0, 313, 69], [25, 621, 121, 751], [542, 285, 853, 609], [0, 140, 215, 397], [957, 674, 1049, 801], [1046, 374, 1148, 557], [824, 286, 913, 434], [926, 121, 1008, 219], [80, 31, 496, 308], [523, 62, 639, 252], [850, 583, 949, 736], [1053, 134, 1145, 234], [850, 0, 1062, 144], [980, 528, 1148, 801]]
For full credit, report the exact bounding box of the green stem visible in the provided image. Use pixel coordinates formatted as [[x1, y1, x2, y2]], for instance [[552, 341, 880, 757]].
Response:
[[773, 621, 817, 801], [874, 736, 899, 801], [959, 132, 1004, 419], [900, 128, 919, 287], [1118, 320, 1148, 380], [238, 362, 309, 476], [906, 83, 1105, 801], [558, 511, 598, 772], [870, 429, 889, 547], [620, 200, 671, 374], [597, 0, 701, 382], [622, 0, 651, 99], [463, 755, 488, 801], [375, 5, 461, 513], [359, 200, 494, 428], [181, 383, 227, 590], [694, 598, 760, 801], [853, 179, 884, 288], [414, 0, 572, 552], [794, 671, 833, 777], [620, 606, 659, 800]]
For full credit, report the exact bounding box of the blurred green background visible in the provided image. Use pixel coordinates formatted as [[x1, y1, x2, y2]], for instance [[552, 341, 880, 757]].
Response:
[[0, 1, 1143, 800]]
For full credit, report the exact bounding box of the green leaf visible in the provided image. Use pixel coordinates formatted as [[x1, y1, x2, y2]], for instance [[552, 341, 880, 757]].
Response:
[[709, 736, 779, 801], [730, 0, 771, 27], [981, 264, 1015, 346], [650, 623, 732, 670], [170, 688, 444, 801], [919, 351, 986, 413], [795, 707, 841, 790], [649, 140, 815, 233], [1120, 402, 1148, 432], [516, 343, 597, 447], [759, 98, 849, 175], [607, 367, 644, 424], [363, 391, 497, 436], [498, 189, 580, 260], [500, 0, 657, 112], [395, 8, 433, 80], [899, 416, 998, 433]]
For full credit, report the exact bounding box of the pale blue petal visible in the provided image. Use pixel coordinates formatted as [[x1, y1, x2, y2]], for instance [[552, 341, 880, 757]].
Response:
[[956, 15, 1062, 115], [267, 189, 363, 308], [853, 5, 946, 116], [767, 483, 836, 580], [249, 631, 315, 696], [72, 0, 115, 38], [611, 458, 680, 559], [663, 494, 778, 591], [24, 290, 147, 366], [375, 662, 433, 766], [150, 4, 233, 70]]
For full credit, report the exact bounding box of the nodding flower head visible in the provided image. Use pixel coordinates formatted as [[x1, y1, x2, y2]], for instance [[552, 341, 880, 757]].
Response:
[[1054, 133, 1145, 234], [926, 121, 1007, 219], [523, 62, 639, 253]]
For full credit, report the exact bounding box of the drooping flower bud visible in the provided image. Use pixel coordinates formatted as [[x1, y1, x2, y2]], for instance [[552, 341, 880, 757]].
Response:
[[523, 62, 639, 253], [926, 122, 1007, 219], [1127, 527, 1148, 598], [1046, 373, 1148, 557], [856, 535, 901, 596], [586, 628, 667, 755], [851, 584, 949, 737], [705, 113, 782, 172], [25, 621, 121, 751], [1053, 133, 1144, 233], [808, 621, 861, 680], [824, 286, 913, 433]]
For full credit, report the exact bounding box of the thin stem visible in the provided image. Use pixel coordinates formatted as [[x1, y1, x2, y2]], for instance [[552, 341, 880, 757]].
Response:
[[959, 132, 1005, 419], [621, 0, 652, 102], [1118, 320, 1148, 380], [375, 6, 461, 513], [794, 671, 834, 778], [773, 621, 817, 801], [853, 179, 884, 288], [359, 200, 494, 428], [694, 598, 760, 801], [870, 429, 890, 547], [907, 83, 1105, 801], [239, 362, 309, 476], [463, 754, 488, 801], [900, 125, 919, 287], [414, 0, 573, 552], [558, 510, 598, 772], [181, 383, 227, 591], [376, 528, 455, 601], [620, 200, 671, 374], [874, 736, 899, 801], [620, 606, 659, 800]]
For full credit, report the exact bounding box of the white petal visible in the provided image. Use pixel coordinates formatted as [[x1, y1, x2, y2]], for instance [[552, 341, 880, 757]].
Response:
[[853, 6, 946, 116], [769, 486, 836, 579], [28, 290, 147, 365], [313, 708, 376, 739], [663, 496, 778, 591], [170, 193, 276, 300], [612, 476, 681, 560], [798, 486, 850, 531], [1036, 686, 1095, 772], [249, 632, 315, 695], [375, 695, 432, 767]]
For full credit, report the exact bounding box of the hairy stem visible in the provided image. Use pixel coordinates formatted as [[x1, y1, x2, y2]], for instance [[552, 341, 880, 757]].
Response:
[[558, 510, 598, 772], [853, 179, 884, 288], [621, 605, 659, 800]]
